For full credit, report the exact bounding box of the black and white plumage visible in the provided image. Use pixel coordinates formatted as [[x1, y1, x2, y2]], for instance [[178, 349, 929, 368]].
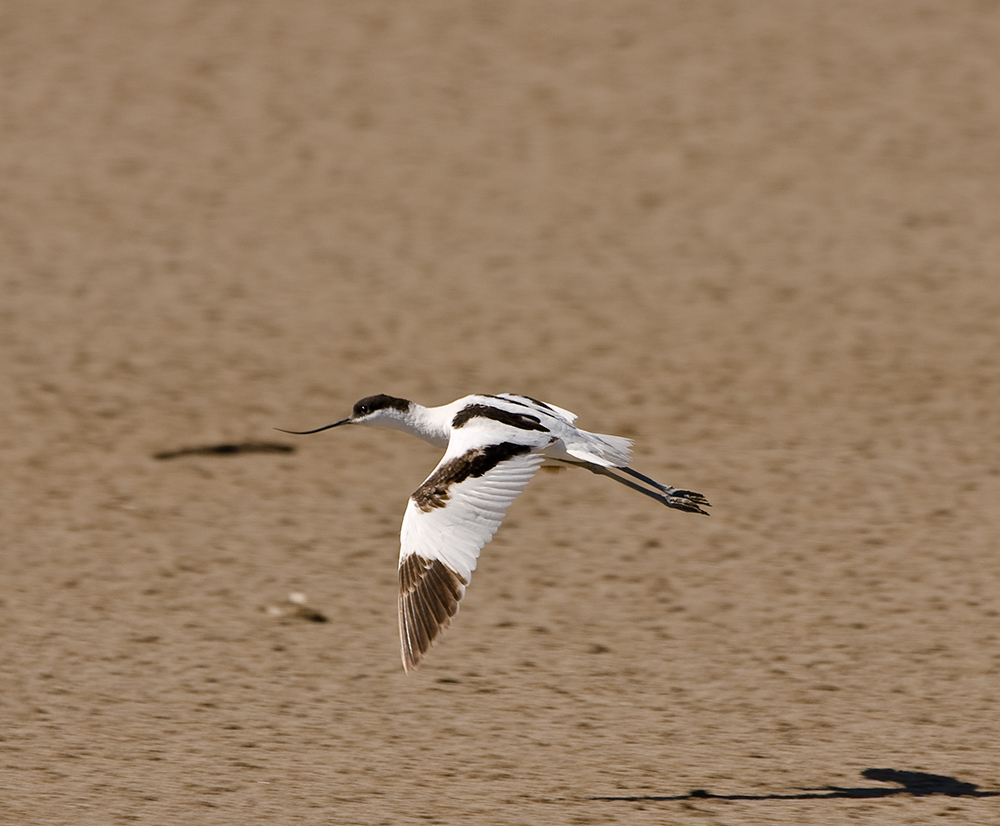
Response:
[[279, 393, 710, 671]]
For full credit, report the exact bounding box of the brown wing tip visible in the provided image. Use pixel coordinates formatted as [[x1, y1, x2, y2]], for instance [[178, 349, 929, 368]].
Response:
[[398, 555, 467, 672]]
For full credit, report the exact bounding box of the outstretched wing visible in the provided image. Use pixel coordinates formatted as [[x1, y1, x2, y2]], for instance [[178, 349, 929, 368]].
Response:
[[397, 436, 546, 671]]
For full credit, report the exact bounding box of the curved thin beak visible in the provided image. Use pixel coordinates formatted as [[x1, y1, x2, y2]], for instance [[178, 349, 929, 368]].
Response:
[[274, 417, 351, 435]]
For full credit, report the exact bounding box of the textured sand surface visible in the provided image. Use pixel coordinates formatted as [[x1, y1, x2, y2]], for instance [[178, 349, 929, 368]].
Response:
[[3, 3, 1000, 824]]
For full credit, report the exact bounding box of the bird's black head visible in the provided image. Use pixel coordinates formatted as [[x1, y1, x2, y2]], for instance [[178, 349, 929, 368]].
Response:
[[351, 394, 412, 419]]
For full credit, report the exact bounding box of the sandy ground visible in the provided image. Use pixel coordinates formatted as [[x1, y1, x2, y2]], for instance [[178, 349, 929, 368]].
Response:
[[3, 2, 1000, 824]]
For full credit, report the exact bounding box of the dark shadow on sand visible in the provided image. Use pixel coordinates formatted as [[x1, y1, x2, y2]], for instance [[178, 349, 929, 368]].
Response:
[[592, 769, 1000, 802], [154, 441, 294, 459]]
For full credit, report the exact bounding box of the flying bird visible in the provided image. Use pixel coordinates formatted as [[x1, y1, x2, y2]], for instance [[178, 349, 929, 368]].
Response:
[[279, 393, 710, 671]]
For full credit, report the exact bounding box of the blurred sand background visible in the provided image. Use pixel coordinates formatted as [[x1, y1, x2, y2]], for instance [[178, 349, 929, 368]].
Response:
[[2, 2, 1000, 824]]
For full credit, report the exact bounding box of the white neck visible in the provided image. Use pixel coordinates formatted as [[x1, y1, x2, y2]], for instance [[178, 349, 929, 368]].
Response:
[[361, 402, 451, 449], [404, 403, 452, 448]]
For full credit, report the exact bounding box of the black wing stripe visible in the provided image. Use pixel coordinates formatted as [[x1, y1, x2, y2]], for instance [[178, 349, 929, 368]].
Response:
[[517, 395, 555, 412], [411, 441, 534, 512], [452, 403, 549, 432]]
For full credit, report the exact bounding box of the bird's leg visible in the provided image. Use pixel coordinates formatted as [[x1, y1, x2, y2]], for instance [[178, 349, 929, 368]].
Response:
[[554, 460, 710, 515], [618, 467, 711, 507]]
